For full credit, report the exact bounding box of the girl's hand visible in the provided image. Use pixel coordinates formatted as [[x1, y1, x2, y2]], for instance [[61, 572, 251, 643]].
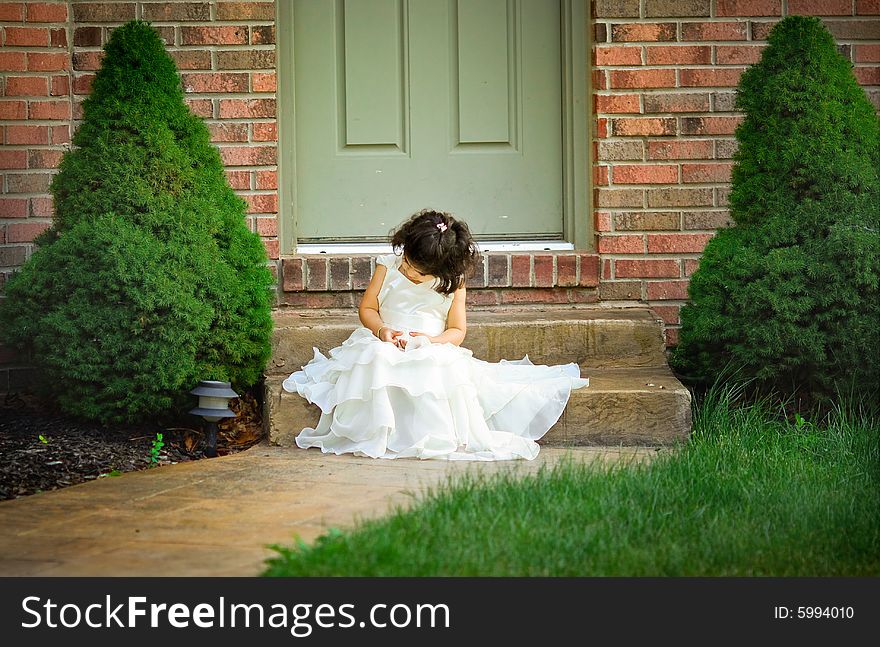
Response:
[[408, 331, 435, 344], [378, 326, 405, 348]]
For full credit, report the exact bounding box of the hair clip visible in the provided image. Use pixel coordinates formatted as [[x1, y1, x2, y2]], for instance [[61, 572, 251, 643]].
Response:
[[436, 222, 448, 232]]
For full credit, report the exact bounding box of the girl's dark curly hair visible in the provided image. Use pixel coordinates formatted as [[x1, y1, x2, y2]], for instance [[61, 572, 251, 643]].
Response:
[[390, 208, 480, 295]]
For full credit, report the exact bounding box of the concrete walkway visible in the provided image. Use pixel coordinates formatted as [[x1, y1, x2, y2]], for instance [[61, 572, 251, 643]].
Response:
[[0, 442, 667, 576]]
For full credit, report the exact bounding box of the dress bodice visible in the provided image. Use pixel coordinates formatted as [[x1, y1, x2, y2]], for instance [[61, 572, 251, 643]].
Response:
[[376, 253, 453, 337]]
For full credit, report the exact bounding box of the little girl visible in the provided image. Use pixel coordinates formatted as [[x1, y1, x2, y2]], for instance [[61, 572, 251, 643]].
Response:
[[282, 209, 590, 461]]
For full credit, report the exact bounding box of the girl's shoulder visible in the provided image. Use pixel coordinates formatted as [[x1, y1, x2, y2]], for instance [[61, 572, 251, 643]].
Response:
[[376, 253, 400, 269]]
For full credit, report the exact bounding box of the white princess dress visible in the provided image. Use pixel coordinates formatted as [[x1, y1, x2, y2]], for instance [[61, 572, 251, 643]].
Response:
[[282, 253, 590, 461]]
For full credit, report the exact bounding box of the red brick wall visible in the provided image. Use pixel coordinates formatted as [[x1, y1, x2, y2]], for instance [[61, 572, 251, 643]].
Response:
[[592, 0, 880, 346]]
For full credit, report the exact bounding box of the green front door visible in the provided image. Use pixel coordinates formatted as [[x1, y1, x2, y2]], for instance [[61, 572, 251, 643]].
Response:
[[290, 0, 563, 242]]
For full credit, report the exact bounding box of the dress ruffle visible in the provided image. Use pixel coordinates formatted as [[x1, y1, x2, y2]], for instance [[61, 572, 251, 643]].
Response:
[[282, 327, 589, 461]]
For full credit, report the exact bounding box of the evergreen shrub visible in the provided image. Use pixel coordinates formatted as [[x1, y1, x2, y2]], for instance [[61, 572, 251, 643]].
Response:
[[670, 16, 880, 410], [0, 20, 273, 423]]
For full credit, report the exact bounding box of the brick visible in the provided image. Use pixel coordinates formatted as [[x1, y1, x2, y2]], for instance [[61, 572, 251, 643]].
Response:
[[595, 23, 608, 43], [599, 281, 642, 300], [682, 163, 733, 183], [681, 21, 748, 40], [646, 187, 714, 207], [28, 100, 69, 120], [644, 93, 709, 113], [650, 304, 681, 325], [170, 50, 212, 70], [615, 211, 680, 230], [28, 149, 62, 169], [142, 3, 210, 21], [716, 187, 731, 207], [304, 258, 328, 291], [0, 3, 25, 21], [217, 50, 275, 70], [219, 146, 276, 166], [466, 256, 486, 288], [73, 27, 102, 47], [854, 68, 880, 85], [595, 94, 641, 113], [664, 327, 680, 347], [218, 98, 275, 118], [593, 69, 607, 91], [225, 169, 250, 189], [716, 45, 765, 65], [5, 27, 49, 47], [0, 101, 27, 119], [610, 23, 677, 42], [50, 124, 69, 144], [29, 196, 54, 217], [680, 68, 745, 87], [351, 256, 372, 290], [73, 51, 107, 73], [569, 288, 600, 304], [281, 258, 303, 291], [750, 22, 778, 40], [712, 92, 737, 112], [186, 99, 213, 118], [252, 72, 276, 92], [209, 122, 248, 143], [616, 259, 680, 278], [49, 73, 67, 96], [28, 52, 68, 72], [329, 257, 351, 291], [683, 211, 735, 230], [534, 255, 554, 287], [857, 0, 880, 14], [251, 25, 275, 45], [72, 3, 136, 22], [511, 254, 531, 287], [578, 254, 600, 287], [6, 222, 50, 243], [468, 289, 499, 306], [500, 289, 571, 305], [593, 0, 640, 17], [826, 21, 880, 39], [647, 139, 713, 160], [595, 46, 642, 66], [647, 233, 714, 253], [597, 117, 609, 138], [610, 69, 676, 89], [612, 117, 675, 136], [646, 280, 690, 300], [556, 254, 577, 287], [598, 235, 645, 254], [0, 52, 27, 72], [6, 172, 52, 193], [253, 122, 277, 142], [684, 259, 701, 276], [645, 0, 710, 16], [281, 292, 359, 309], [0, 197, 28, 217], [255, 170, 277, 190], [716, 0, 781, 16], [602, 258, 613, 280], [788, 0, 852, 14], [6, 125, 48, 145], [6, 77, 49, 97], [0, 245, 27, 266], [216, 2, 275, 20], [50, 28, 66, 47], [180, 25, 248, 45], [597, 140, 644, 161], [855, 45, 880, 62], [0, 150, 27, 169], [646, 46, 711, 65], [244, 193, 277, 214], [714, 139, 739, 159], [594, 165, 609, 186], [595, 188, 644, 207], [680, 116, 743, 135], [612, 164, 678, 184], [487, 254, 509, 287], [182, 73, 249, 94], [72, 74, 94, 95]]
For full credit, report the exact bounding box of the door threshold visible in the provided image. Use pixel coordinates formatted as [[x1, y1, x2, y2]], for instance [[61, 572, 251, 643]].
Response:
[[295, 241, 576, 254]]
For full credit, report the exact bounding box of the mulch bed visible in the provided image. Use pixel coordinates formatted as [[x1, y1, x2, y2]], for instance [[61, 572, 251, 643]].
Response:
[[0, 389, 265, 500]]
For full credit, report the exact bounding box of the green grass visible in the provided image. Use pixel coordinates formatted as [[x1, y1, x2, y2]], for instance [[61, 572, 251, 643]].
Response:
[[262, 381, 880, 576]]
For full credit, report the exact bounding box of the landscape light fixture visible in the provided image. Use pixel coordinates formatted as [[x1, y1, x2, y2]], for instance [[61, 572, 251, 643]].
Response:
[[188, 380, 238, 458]]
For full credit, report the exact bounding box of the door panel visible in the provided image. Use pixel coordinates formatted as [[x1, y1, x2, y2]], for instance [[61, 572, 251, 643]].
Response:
[[293, 0, 562, 241]]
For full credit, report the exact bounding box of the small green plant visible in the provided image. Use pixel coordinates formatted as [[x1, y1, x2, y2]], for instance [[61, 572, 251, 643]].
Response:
[[149, 432, 165, 465], [38, 434, 48, 445], [98, 469, 123, 478]]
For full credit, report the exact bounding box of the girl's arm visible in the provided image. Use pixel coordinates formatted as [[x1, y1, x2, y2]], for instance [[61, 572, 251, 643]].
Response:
[[358, 265, 402, 344], [412, 286, 467, 346]]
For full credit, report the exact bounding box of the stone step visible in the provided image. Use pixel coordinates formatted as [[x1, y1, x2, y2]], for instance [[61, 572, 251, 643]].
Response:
[[263, 364, 692, 448], [268, 306, 670, 376]]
